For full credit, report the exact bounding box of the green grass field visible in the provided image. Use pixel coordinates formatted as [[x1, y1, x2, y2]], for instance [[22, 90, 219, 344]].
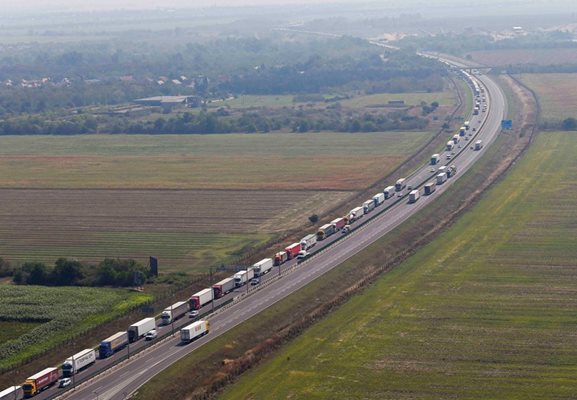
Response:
[[519, 73, 577, 121], [0, 132, 430, 190], [340, 91, 454, 108], [0, 285, 151, 371], [219, 132, 577, 399]]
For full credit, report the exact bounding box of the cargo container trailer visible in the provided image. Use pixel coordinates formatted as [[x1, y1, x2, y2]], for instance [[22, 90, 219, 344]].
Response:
[[234, 269, 255, 287], [128, 317, 156, 342], [317, 223, 336, 241], [436, 172, 448, 185], [62, 348, 97, 377], [452, 134, 460, 144], [383, 186, 395, 199], [424, 182, 436, 195], [285, 243, 301, 259], [99, 331, 129, 358], [363, 199, 376, 214], [180, 320, 210, 343], [408, 190, 420, 203], [372, 193, 385, 207], [253, 258, 273, 276], [474, 140, 483, 150], [22, 368, 59, 397], [330, 217, 347, 231], [348, 206, 365, 223], [299, 234, 317, 251], [274, 251, 289, 266], [189, 288, 214, 310], [212, 277, 236, 299], [161, 301, 189, 324], [395, 178, 407, 192]]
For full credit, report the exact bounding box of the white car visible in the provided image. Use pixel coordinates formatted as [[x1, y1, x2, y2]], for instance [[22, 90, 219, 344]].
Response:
[[59, 378, 72, 388], [188, 310, 199, 318], [296, 250, 308, 260], [145, 329, 157, 340]]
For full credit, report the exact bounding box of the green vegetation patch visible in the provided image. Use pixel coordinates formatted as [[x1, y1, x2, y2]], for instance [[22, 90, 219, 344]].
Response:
[[519, 73, 577, 121], [219, 132, 577, 399], [0, 285, 151, 371], [340, 91, 454, 108], [0, 132, 430, 190]]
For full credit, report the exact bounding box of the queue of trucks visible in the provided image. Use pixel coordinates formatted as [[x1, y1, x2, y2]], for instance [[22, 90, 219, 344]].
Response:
[[4, 71, 486, 400]]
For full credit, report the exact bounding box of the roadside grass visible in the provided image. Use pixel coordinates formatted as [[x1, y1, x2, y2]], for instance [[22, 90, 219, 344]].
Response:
[[218, 132, 577, 399], [0, 132, 430, 190], [518, 73, 577, 121], [0, 285, 152, 372]]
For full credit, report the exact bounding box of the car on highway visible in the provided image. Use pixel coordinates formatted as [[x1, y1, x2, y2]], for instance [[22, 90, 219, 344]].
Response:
[[59, 378, 72, 388], [341, 225, 351, 234], [296, 250, 308, 260], [250, 278, 260, 286], [188, 310, 199, 318], [145, 329, 157, 341]]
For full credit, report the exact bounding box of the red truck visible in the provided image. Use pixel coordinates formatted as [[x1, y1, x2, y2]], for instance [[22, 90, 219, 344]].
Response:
[[274, 251, 288, 266], [285, 243, 301, 260], [23, 367, 59, 397]]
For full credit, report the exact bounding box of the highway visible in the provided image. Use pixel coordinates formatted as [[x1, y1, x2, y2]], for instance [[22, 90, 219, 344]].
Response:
[[27, 60, 506, 400]]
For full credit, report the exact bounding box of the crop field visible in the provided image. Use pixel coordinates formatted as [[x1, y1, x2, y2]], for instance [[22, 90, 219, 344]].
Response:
[[339, 91, 455, 108], [469, 48, 577, 67], [0, 132, 430, 191], [519, 73, 577, 121], [219, 132, 577, 400], [0, 285, 151, 371]]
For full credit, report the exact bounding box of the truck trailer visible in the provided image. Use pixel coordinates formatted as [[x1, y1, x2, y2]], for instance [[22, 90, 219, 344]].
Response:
[[348, 206, 365, 223], [430, 154, 440, 165], [99, 331, 129, 358], [0, 386, 22, 400], [436, 172, 448, 185], [474, 140, 483, 150], [161, 301, 189, 325], [383, 186, 395, 199], [424, 182, 437, 195], [128, 317, 156, 342], [23, 368, 59, 397], [372, 193, 385, 207], [464, 120, 470, 130], [62, 348, 96, 377], [212, 277, 236, 299], [395, 178, 407, 192], [446, 141, 454, 151], [180, 320, 210, 344], [285, 243, 301, 259], [408, 190, 420, 203], [253, 258, 273, 276], [363, 199, 376, 214], [299, 234, 317, 251], [452, 134, 460, 144], [274, 251, 289, 266], [331, 217, 347, 231], [234, 269, 255, 287], [189, 288, 214, 310], [317, 223, 336, 240]]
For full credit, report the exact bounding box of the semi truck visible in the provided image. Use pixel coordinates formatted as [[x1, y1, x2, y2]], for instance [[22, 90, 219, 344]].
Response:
[[474, 140, 483, 150], [0, 387, 22, 400], [395, 178, 407, 192], [22, 368, 59, 397], [438, 166, 448, 176], [212, 277, 236, 299], [99, 331, 128, 358], [348, 206, 365, 223], [285, 243, 301, 259], [62, 348, 96, 377], [180, 320, 210, 344], [430, 154, 440, 165], [189, 288, 214, 310], [363, 199, 375, 214], [128, 317, 156, 342], [464, 120, 470, 130], [274, 251, 288, 266], [331, 217, 347, 231], [234, 269, 255, 287], [436, 172, 448, 185], [161, 301, 189, 324], [372, 193, 385, 207], [459, 126, 466, 136], [317, 223, 336, 240], [253, 258, 273, 276], [449, 165, 458, 177], [383, 186, 395, 199], [446, 141, 454, 151], [452, 134, 460, 144], [299, 234, 317, 251], [424, 182, 436, 195], [408, 190, 420, 203]]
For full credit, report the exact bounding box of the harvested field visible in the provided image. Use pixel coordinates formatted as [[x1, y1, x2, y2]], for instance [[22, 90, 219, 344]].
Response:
[[0, 189, 351, 271], [468, 48, 577, 67], [219, 132, 577, 400], [0, 132, 430, 191], [518, 73, 577, 120]]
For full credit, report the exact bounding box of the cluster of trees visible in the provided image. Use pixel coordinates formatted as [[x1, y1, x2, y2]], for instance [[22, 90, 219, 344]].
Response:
[[0, 257, 151, 287]]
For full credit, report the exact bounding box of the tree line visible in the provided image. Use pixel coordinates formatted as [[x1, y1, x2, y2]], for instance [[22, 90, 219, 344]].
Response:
[[0, 257, 152, 287]]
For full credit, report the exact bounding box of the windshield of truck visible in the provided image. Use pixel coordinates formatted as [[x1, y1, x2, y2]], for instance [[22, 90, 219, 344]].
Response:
[[23, 384, 34, 392]]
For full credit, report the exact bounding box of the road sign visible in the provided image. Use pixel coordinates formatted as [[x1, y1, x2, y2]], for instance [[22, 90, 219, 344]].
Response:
[[501, 120, 513, 130]]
